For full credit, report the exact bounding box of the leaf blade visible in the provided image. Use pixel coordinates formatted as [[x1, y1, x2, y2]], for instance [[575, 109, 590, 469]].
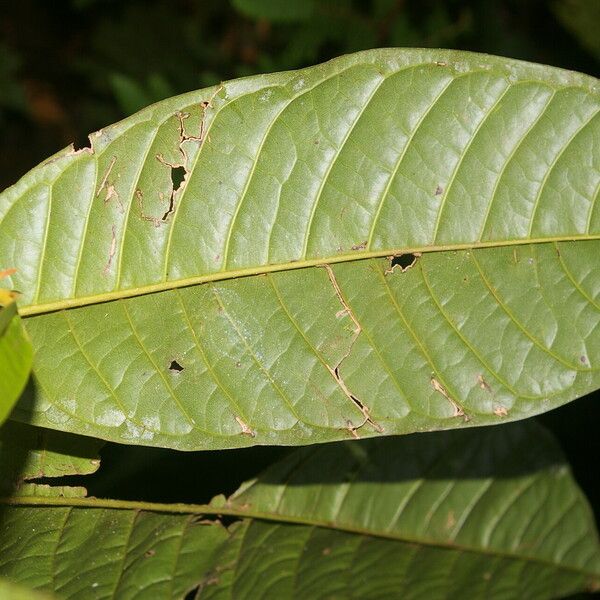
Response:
[[0, 49, 597, 315], [2, 422, 599, 598], [11, 242, 600, 449]]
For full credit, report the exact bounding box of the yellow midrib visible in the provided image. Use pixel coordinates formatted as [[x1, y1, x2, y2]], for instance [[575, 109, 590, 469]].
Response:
[[17, 233, 600, 317]]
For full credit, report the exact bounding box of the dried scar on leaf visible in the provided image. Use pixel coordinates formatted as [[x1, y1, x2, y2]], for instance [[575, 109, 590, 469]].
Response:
[[431, 376, 464, 417], [103, 226, 117, 275], [321, 264, 383, 436], [477, 374, 492, 392], [493, 406, 508, 417], [235, 416, 256, 437]]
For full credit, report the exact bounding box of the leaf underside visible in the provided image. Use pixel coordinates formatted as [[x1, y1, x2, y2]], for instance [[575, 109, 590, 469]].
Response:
[[1, 422, 599, 599], [0, 48, 598, 448], [11, 242, 600, 449]]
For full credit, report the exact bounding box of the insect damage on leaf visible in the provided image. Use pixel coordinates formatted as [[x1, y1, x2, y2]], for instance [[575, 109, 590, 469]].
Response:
[[235, 416, 256, 437], [322, 264, 383, 437], [431, 376, 465, 418], [385, 253, 422, 274], [168, 359, 184, 373]]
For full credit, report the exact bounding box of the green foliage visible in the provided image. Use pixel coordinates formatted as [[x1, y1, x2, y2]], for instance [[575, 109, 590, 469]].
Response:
[[0, 297, 32, 426], [0, 3, 599, 596], [1, 49, 598, 451], [553, 0, 600, 61], [1, 422, 599, 598]]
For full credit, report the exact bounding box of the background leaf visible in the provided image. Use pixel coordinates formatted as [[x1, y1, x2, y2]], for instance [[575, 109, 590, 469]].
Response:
[[0, 421, 102, 496], [553, 0, 600, 61], [231, 0, 316, 23], [1, 422, 598, 598], [0, 299, 33, 426]]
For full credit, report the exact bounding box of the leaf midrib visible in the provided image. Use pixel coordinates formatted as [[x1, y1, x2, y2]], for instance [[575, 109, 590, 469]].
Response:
[[17, 234, 600, 317], [3, 495, 598, 580]]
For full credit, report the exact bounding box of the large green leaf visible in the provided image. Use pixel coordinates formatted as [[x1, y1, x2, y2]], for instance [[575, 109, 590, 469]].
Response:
[[1, 422, 599, 598], [1, 49, 599, 448]]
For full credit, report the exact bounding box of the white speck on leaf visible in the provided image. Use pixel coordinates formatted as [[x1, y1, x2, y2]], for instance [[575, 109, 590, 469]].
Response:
[[96, 407, 126, 427]]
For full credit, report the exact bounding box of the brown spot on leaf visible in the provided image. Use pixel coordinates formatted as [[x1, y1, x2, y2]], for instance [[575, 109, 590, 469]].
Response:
[[351, 241, 368, 251], [431, 376, 464, 417], [477, 374, 492, 393], [235, 416, 255, 437]]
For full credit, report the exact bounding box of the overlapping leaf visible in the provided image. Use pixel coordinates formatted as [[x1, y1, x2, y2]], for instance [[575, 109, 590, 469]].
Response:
[[0, 421, 102, 496], [0, 281, 33, 425], [1, 422, 599, 598], [0, 49, 598, 448]]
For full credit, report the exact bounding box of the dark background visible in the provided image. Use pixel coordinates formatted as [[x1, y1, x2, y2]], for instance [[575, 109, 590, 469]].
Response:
[[1, 0, 599, 527]]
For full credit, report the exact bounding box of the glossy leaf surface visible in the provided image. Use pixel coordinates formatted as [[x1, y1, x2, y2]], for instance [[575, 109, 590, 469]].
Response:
[[0, 49, 598, 448], [11, 243, 600, 449]]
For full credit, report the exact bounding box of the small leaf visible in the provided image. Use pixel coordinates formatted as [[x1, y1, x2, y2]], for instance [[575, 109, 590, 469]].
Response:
[[0, 292, 32, 426], [0, 421, 102, 496]]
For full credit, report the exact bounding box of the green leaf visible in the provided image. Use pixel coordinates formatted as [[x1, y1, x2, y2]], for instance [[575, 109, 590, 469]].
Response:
[[11, 243, 600, 449], [0, 299, 33, 426], [0, 507, 229, 599], [0, 421, 102, 496], [206, 422, 600, 598], [0, 577, 55, 600], [1, 49, 599, 448], [1, 422, 599, 598]]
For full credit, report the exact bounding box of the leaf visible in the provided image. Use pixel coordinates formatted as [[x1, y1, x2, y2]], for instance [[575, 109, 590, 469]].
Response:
[[0, 285, 33, 426], [1, 49, 599, 448], [0, 507, 230, 599], [11, 243, 600, 449], [0, 421, 102, 496], [0, 577, 56, 600], [1, 422, 599, 598]]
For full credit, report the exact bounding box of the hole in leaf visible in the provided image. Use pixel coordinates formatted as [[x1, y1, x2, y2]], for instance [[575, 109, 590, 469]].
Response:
[[170, 166, 186, 191], [72, 133, 91, 152], [390, 253, 419, 272], [184, 587, 200, 600], [169, 360, 184, 373]]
